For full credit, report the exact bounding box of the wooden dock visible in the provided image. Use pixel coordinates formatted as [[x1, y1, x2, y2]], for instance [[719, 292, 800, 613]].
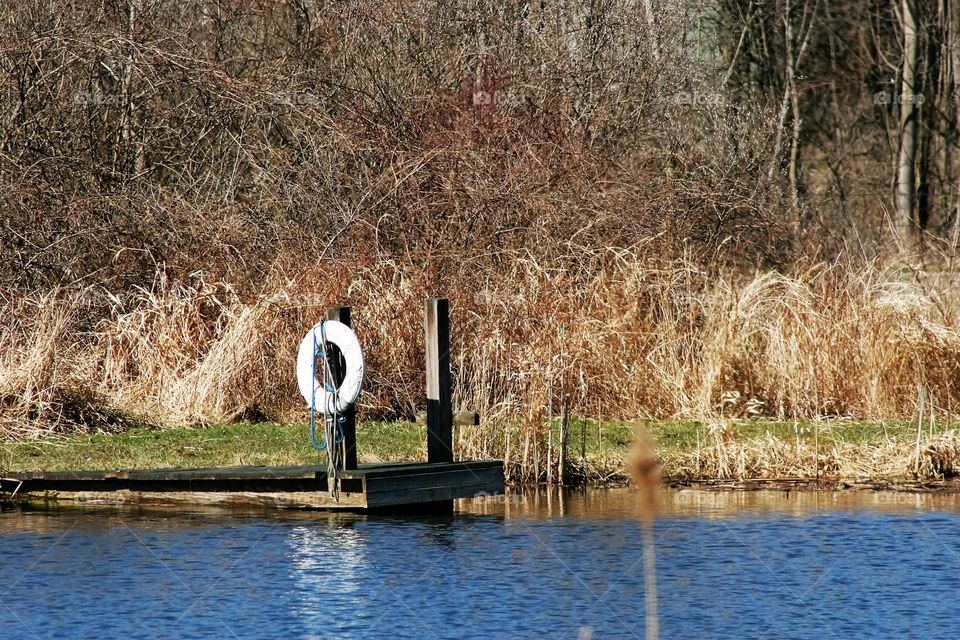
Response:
[[1, 299, 505, 513], [1, 460, 504, 511]]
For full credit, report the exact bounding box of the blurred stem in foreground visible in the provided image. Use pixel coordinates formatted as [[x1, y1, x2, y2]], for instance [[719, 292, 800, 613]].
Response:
[[632, 428, 660, 640]]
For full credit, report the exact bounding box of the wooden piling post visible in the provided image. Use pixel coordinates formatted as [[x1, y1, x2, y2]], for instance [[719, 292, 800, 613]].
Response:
[[326, 306, 358, 470], [424, 298, 453, 464]]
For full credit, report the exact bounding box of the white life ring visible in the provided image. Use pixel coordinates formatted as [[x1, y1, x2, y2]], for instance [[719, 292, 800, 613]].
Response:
[[296, 320, 364, 414]]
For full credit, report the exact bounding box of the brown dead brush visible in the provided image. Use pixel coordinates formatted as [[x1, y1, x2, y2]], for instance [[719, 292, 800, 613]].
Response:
[[0, 290, 135, 439]]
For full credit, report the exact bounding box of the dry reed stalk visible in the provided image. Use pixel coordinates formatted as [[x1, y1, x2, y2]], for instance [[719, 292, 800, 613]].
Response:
[[658, 426, 960, 481], [630, 429, 660, 640], [913, 430, 960, 477]]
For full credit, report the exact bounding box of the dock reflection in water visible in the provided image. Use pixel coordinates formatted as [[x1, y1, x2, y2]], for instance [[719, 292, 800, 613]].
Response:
[[2, 488, 960, 639]]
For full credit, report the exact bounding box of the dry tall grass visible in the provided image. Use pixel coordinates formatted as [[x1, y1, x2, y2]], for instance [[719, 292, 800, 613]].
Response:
[[3, 249, 960, 480]]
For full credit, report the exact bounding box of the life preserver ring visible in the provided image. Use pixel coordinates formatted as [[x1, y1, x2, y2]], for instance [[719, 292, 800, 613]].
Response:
[[296, 320, 364, 414]]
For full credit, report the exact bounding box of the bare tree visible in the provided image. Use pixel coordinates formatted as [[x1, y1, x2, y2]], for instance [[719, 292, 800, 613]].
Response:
[[766, 0, 817, 209], [895, 0, 921, 249]]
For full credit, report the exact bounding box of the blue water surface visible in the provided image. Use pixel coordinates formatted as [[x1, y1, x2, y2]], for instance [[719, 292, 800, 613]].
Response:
[[1, 490, 958, 639]]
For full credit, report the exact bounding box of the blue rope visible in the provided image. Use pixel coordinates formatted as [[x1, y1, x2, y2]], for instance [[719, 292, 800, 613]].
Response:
[[308, 323, 344, 451], [309, 330, 325, 450]]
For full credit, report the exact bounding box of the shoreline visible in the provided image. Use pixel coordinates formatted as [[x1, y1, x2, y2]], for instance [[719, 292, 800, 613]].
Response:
[[7, 479, 960, 514], [4, 420, 960, 499], [667, 477, 960, 493]]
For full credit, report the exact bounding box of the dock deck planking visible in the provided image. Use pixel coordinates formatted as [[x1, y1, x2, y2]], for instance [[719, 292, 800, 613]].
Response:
[[0, 460, 504, 510]]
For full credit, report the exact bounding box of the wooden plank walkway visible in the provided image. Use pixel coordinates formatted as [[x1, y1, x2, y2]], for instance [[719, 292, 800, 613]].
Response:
[[1, 460, 504, 511]]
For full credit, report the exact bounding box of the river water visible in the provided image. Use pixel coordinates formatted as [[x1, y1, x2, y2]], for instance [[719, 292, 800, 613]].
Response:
[[2, 488, 960, 639]]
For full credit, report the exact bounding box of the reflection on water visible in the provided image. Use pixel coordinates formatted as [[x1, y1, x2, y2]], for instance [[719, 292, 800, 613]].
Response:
[[288, 524, 371, 635], [2, 489, 960, 639], [468, 486, 960, 519]]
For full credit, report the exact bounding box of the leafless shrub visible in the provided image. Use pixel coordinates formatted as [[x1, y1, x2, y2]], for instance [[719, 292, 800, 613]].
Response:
[[0, 0, 789, 296]]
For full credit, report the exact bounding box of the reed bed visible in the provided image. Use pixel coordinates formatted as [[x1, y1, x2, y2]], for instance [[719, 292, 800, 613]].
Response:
[[660, 427, 919, 481], [3, 249, 960, 482]]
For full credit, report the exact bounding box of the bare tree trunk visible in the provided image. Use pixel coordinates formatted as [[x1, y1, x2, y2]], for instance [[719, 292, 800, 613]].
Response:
[[950, 0, 960, 258], [768, 0, 817, 206], [937, 0, 952, 225], [895, 0, 921, 250], [785, 7, 802, 209], [642, 0, 660, 61], [722, 0, 755, 86], [114, 0, 142, 179]]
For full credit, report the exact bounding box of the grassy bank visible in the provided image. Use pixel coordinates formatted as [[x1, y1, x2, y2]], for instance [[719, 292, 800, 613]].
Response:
[[4, 419, 959, 485], [5, 256, 960, 468]]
